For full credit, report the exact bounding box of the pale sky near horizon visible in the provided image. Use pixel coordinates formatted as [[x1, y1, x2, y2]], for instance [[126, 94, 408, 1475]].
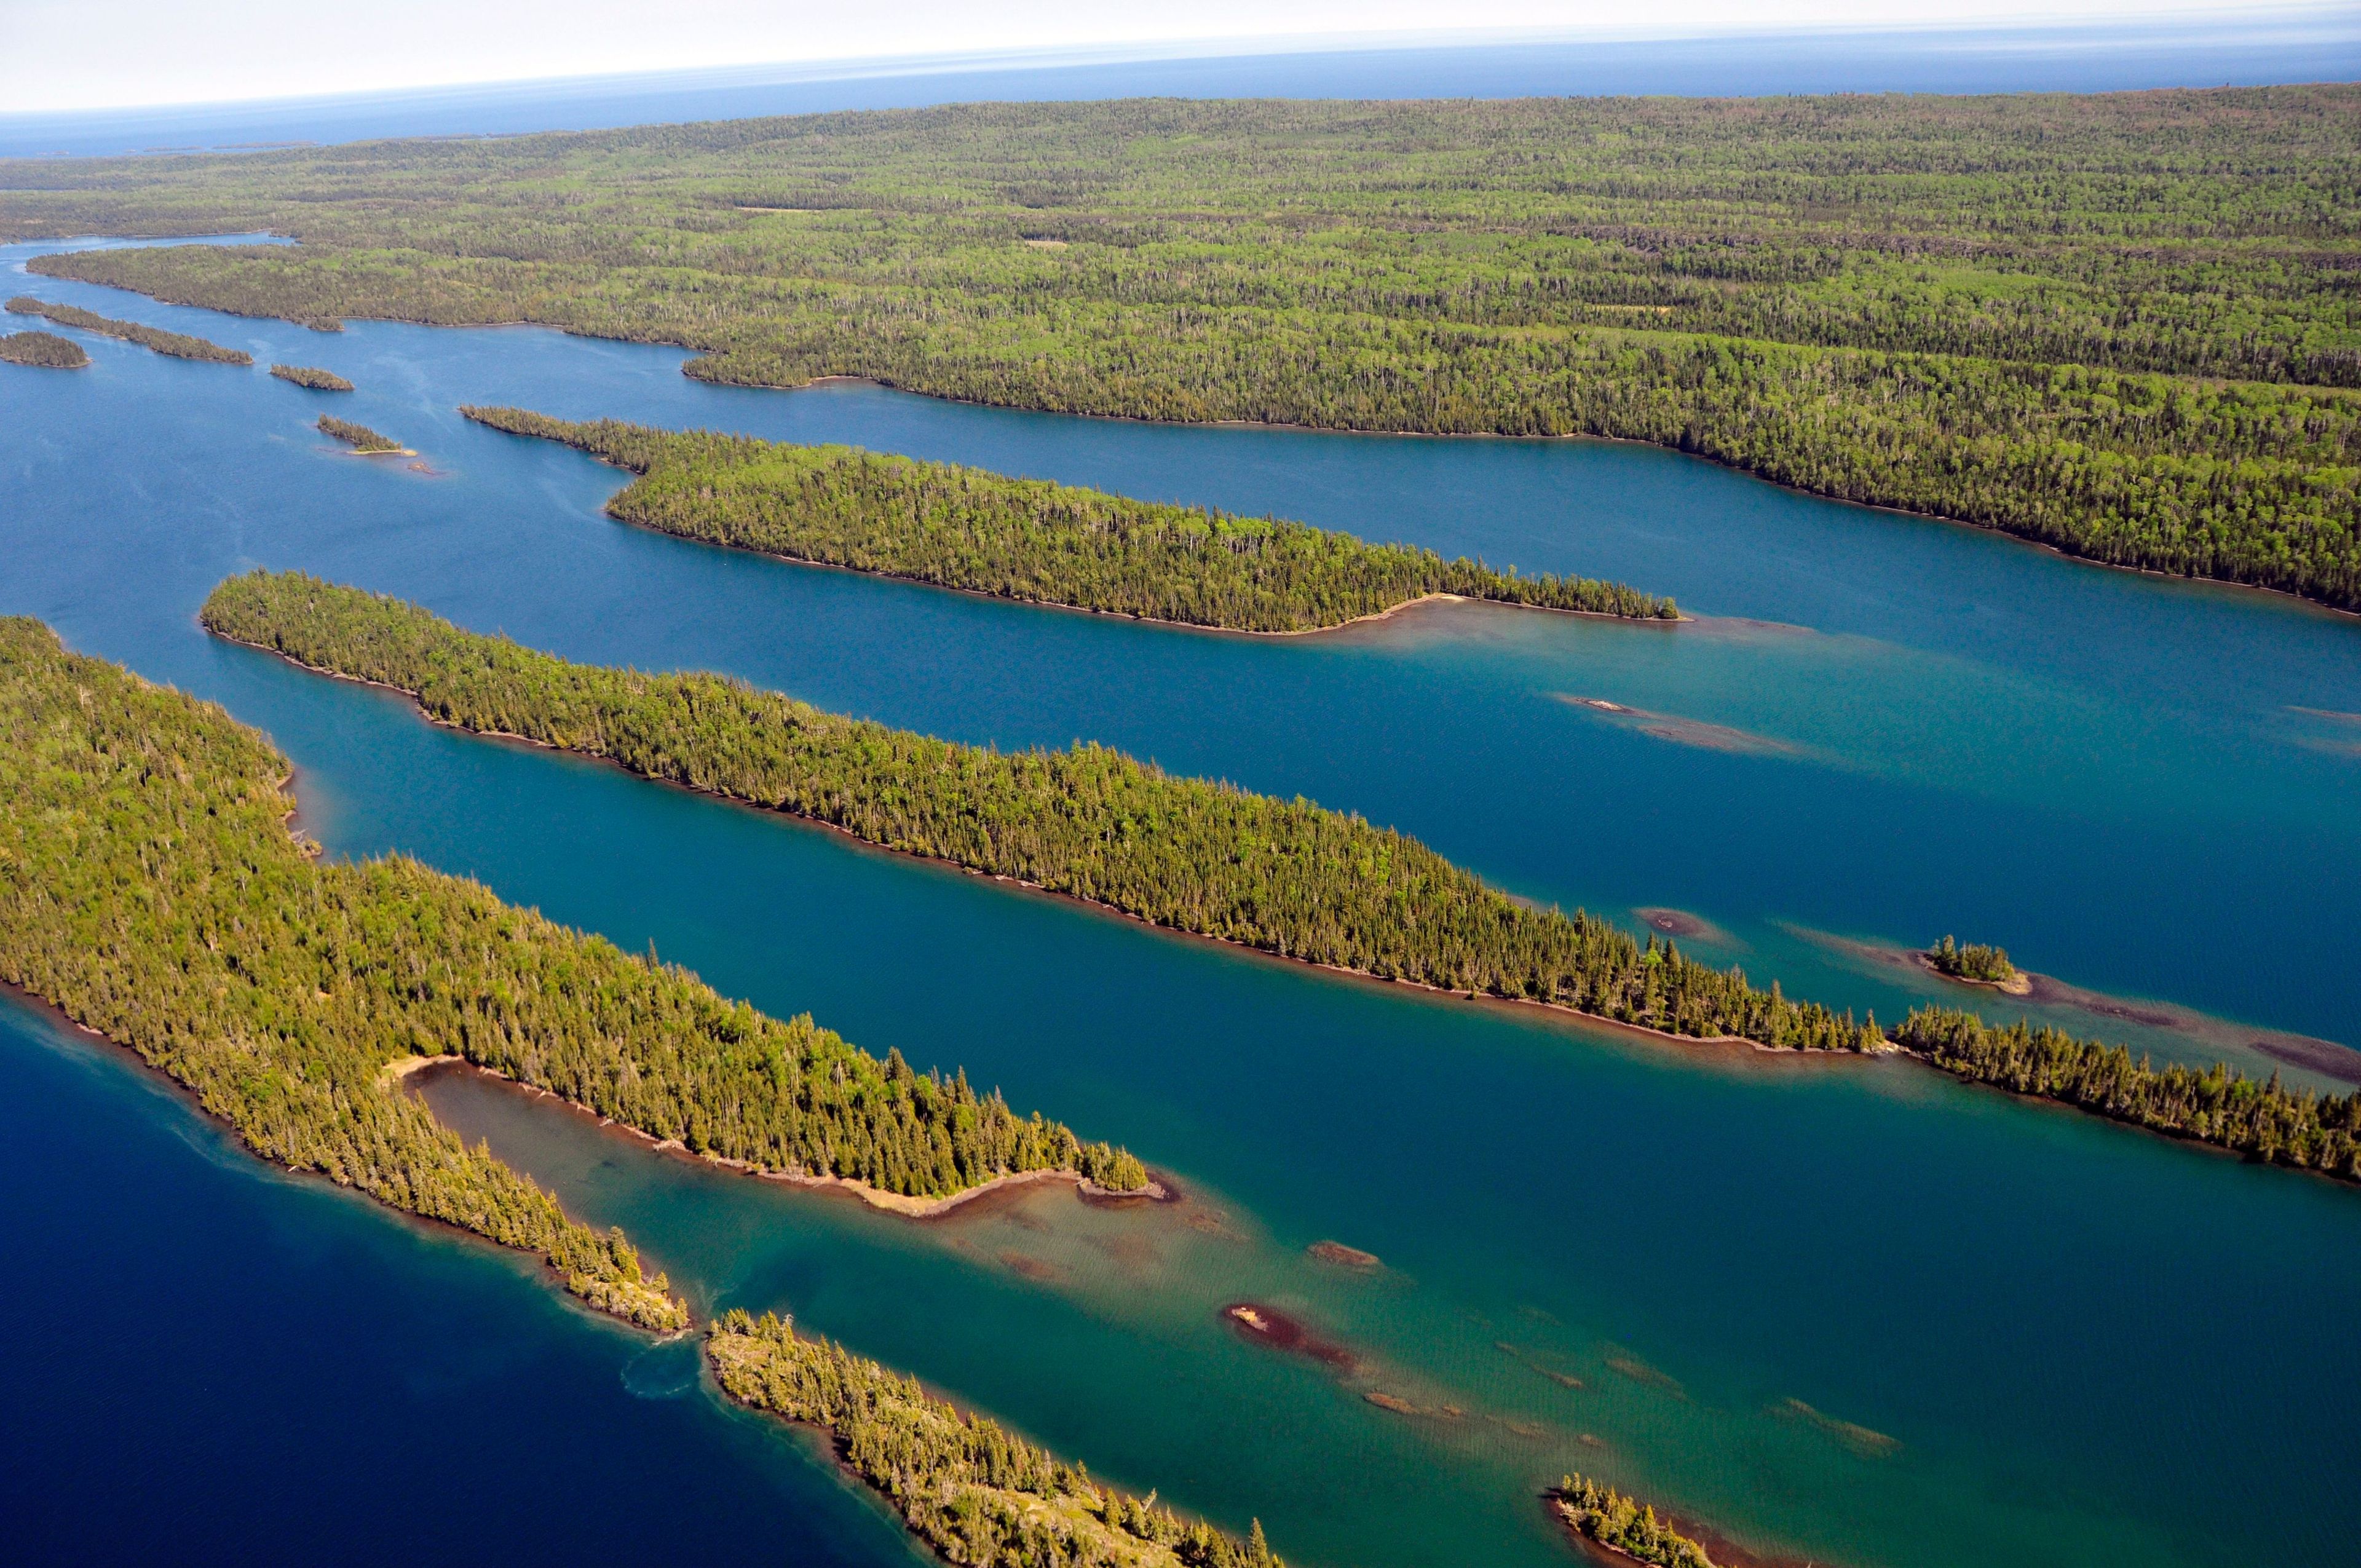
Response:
[[0, 0, 2327, 116]]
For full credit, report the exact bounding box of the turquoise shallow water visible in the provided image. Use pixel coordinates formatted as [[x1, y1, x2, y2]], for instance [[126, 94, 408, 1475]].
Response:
[[4, 240, 2360, 1566]]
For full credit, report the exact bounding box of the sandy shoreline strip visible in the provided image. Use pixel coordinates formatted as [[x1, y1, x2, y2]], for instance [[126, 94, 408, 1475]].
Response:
[[396, 1055, 1167, 1218]]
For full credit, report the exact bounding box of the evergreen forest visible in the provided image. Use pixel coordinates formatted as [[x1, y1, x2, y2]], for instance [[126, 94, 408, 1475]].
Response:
[[202, 569, 1875, 1053], [318, 413, 404, 452], [199, 571, 2361, 1182], [711, 1310, 1283, 1567], [272, 362, 354, 390], [0, 617, 1144, 1332], [0, 330, 88, 368], [1551, 1474, 1720, 1568], [465, 404, 1676, 627], [5, 295, 249, 363], [3, 89, 2357, 604], [1927, 935, 2014, 983]]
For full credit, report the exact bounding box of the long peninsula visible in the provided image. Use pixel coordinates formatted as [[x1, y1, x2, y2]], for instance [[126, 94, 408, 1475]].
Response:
[[201, 571, 2361, 1179], [7, 89, 2357, 609], [463, 405, 1677, 628]]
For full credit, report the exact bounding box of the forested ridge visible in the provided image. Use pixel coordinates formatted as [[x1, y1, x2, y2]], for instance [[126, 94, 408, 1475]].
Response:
[[199, 572, 2361, 1181], [464, 404, 1677, 628], [711, 1310, 1283, 1567], [6, 90, 2359, 604], [0, 619, 1142, 1334], [5, 295, 249, 363], [202, 570, 1875, 1051]]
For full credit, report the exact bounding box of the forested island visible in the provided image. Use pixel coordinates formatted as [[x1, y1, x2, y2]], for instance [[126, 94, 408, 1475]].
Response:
[[197, 572, 2361, 1182], [272, 362, 353, 390], [0, 329, 87, 368], [1926, 935, 2017, 986], [463, 406, 1677, 627], [5, 89, 2357, 606], [199, 570, 1874, 1052], [1551, 1475, 1719, 1568], [710, 1310, 1283, 1567], [4, 295, 249, 363], [318, 413, 406, 453]]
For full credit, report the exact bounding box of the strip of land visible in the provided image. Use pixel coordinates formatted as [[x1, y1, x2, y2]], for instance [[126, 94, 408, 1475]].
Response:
[[201, 569, 1873, 1054], [272, 362, 352, 390], [199, 571, 2361, 1182], [7, 89, 2356, 608], [318, 413, 409, 454], [463, 405, 1677, 628], [4, 294, 249, 363]]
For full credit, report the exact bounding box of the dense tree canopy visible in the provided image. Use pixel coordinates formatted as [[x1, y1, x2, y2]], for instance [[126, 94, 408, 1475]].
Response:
[[465, 403, 1676, 627], [0, 329, 87, 368], [271, 362, 353, 390], [203, 569, 1872, 1052], [5, 294, 249, 363], [711, 1310, 1283, 1567], [6, 89, 2358, 604], [0, 616, 1142, 1333]]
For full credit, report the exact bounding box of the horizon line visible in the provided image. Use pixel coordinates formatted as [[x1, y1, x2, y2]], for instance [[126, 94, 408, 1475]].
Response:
[[7, 6, 2355, 124]]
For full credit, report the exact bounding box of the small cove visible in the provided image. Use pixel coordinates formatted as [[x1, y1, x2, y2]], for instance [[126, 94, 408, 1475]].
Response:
[[5, 239, 2361, 1566]]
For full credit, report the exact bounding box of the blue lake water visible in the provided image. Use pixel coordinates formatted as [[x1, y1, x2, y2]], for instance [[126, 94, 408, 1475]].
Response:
[[4, 242, 2360, 1567]]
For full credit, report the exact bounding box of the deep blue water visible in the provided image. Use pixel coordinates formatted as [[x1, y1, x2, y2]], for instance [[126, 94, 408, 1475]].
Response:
[[4, 242, 2360, 1567], [3, 13, 2355, 158]]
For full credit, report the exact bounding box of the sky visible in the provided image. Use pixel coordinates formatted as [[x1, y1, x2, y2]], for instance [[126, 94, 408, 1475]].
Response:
[[0, 1, 2325, 114]]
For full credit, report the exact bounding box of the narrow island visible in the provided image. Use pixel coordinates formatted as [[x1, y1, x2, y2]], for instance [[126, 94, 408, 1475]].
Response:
[[461, 405, 1680, 630], [4, 295, 250, 364], [197, 571, 2361, 1184], [272, 362, 354, 391], [710, 1310, 1283, 1567], [199, 570, 1867, 1056], [0, 330, 88, 368], [1551, 1475, 1722, 1568], [1924, 934, 2028, 994], [318, 413, 409, 454], [0, 616, 1271, 1568]]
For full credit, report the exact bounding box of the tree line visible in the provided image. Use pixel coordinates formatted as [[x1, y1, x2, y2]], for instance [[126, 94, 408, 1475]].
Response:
[[1892, 1008, 2361, 1178], [6, 89, 2357, 604], [202, 570, 1876, 1053], [711, 1309, 1283, 1567], [464, 404, 1678, 627], [5, 295, 249, 363]]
